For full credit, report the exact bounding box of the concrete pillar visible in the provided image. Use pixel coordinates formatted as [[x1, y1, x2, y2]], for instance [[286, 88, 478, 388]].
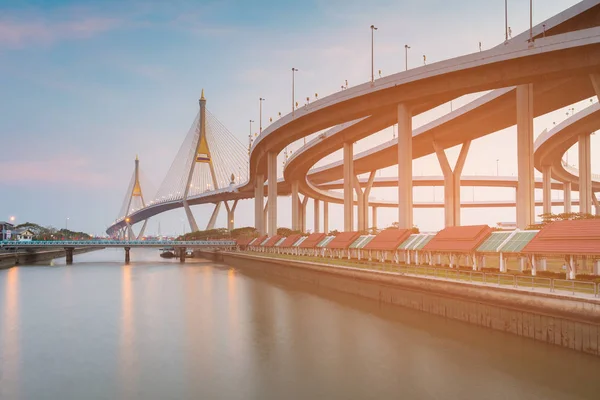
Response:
[[578, 133, 592, 215], [124, 247, 131, 265], [254, 174, 265, 234], [224, 200, 238, 231], [343, 142, 354, 231], [323, 201, 329, 234], [65, 247, 74, 265], [363, 171, 376, 230], [179, 248, 186, 263], [354, 180, 364, 231], [372, 206, 377, 230], [516, 84, 535, 229], [397, 103, 413, 229], [291, 181, 299, 231], [263, 200, 268, 232], [433, 141, 470, 227], [267, 151, 278, 236], [313, 199, 320, 233], [542, 165, 552, 215], [564, 181, 572, 213], [206, 202, 221, 230]]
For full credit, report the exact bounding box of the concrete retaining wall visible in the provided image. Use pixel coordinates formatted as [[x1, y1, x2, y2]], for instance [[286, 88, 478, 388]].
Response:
[[0, 247, 101, 269], [222, 252, 600, 356]]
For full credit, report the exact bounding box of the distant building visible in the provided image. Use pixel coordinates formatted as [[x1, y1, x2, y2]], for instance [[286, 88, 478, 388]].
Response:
[[0, 221, 14, 240], [15, 228, 35, 241]]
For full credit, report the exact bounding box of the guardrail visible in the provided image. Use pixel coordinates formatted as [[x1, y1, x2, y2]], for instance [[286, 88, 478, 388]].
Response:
[[244, 252, 600, 298], [0, 240, 237, 247]]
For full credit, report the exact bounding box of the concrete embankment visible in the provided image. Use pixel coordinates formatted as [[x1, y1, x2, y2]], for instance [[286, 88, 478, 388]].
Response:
[[215, 251, 600, 356], [0, 247, 101, 269]]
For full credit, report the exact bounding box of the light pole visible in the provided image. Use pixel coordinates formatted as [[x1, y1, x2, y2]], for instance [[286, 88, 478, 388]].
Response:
[[292, 68, 298, 118], [404, 44, 410, 71], [496, 159, 499, 176], [259, 98, 265, 133], [370, 25, 378, 83], [505, 0, 508, 42], [66, 217, 69, 230], [529, 0, 533, 43]]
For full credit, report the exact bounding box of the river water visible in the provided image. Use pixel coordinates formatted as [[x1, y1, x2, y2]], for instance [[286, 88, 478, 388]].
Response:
[[1, 249, 599, 400]]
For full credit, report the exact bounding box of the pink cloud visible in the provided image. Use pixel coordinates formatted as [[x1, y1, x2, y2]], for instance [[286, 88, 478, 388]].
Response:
[[0, 16, 120, 48], [0, 156, 113, 188]]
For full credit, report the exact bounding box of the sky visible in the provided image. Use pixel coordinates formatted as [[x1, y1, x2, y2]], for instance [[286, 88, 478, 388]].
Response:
[[0, 0, 597, 236]]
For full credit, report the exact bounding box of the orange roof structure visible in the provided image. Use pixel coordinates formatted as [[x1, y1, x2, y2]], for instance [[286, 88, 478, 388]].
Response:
[[262, 235, 283, 247], [299, 233, 326, 248], [326, 231, 361, 249], [364, 229, 413, 251], [522, 219, 600, 255], [236, 237, 255, 246], [423, 225, 492, 253], [278, 234, 302, 247], [252, 235, 268, 246]]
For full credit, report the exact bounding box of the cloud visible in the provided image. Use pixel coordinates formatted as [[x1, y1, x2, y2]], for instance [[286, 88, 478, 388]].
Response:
[[0, 156, 113, 188], [0, 16, 120, 48]]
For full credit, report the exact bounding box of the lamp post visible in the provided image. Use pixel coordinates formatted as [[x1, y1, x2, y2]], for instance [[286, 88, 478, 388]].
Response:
[[292, 68, 298, 118], [370, 25, 378, 83], [529, 0, 533, 43], [404, 44, 410, 71], [66, 217, 69, 231], [505, 0, 508, 42], [496, 159, 499, 176], [259, 98, 265, 133]]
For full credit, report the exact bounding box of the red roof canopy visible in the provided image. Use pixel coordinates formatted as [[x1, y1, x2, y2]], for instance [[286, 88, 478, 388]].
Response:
[[278, 234, 302, 247], [236, 237, 255, 246], [263, 235, 283, 247], [299, 233, 326, 248], [252, 235, 268, 246], [364, 229, 412, 251], [522, 219, 600, 255], [423, 225, 492, 253], [326, 231, 361, 249]]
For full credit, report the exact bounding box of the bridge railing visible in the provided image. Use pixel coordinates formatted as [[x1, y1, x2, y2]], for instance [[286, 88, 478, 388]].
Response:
[[0, 240, 237, 247]]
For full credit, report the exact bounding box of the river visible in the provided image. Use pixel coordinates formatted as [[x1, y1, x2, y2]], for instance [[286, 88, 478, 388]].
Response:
[[1, 249, 599, 400]]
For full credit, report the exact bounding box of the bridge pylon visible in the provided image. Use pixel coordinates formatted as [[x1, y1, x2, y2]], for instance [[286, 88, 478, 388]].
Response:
[[118, 155, 150, 240]]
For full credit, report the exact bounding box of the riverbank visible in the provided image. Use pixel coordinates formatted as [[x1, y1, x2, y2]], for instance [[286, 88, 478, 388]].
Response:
[[0, 247, 101, 269], [216, 251, 600, 356]]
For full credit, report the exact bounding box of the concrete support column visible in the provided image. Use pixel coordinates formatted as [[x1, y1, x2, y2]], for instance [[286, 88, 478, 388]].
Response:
[[224, 200, 238, 231], [516, 84, 535, 229], [65, 247, 74, 265], [564, 181, 572, 213], [313, 199, 320, 233], [301, 197, 308, 233], [124, 247, 131, 265], [254, 174, 265, 234], [542, 165, 552, 215], [267, 151, 278, 236], [323, 201, 329, 234], [291, 181, 299, 231], [179, 248, 186, 263], [354, 178, 365, 231], [263, 200, 268, 232], [397, 103, 413, 229], [372, 206, 377, 230], [363, 171, 376, 230], [578, 133, 592, 215], [433, 140, 470, 227], [343, 142, 354, 231], [206, 202, 221, 230]]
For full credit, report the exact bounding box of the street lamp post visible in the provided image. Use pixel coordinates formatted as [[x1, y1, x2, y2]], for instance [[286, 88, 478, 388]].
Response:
[[292, 68, 298, 118], [66, 217, 69, 231], [505, 0, 508, 42], [496, 159, 499, 176], [370, 25, 378, 83], [529, 0, 533, 43], [404, 44, 410, 71], [259, 98, 265, 133]]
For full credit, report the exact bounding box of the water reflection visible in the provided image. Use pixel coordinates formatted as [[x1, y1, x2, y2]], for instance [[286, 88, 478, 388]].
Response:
[[0, 268, 19, 399], [118, 264, 136, 398]]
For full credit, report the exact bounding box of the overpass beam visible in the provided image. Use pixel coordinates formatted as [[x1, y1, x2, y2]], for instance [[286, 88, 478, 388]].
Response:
[[206, 202, 222, 230], [224, 200, 238, 231], [433, 140, 470, 227], [397, 104, 413, 229], [313, 199, 320, 233], [542, 165, 552, 215], [578, 133, 592, 215], [254, 174, 265, 235], [267, 151, 278, 236], [324, 201, 329, 234], [564, 181, 572, 213], [343, 142, 354, 231], [291, 181, 300, 231], [516, 84, 535, 229]]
